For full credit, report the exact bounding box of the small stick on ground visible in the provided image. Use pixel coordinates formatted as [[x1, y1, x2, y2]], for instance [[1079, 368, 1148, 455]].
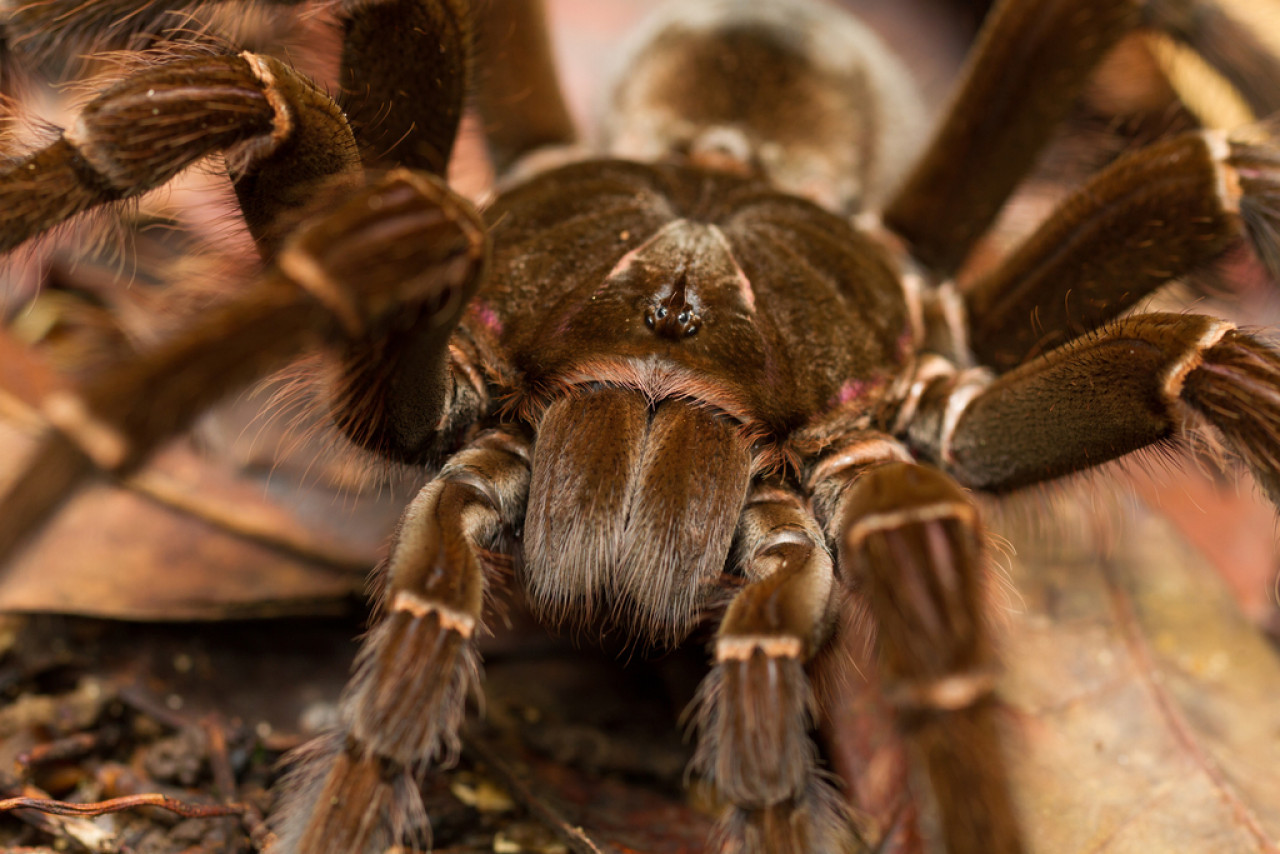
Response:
[[0, 792, 249, 819], [203, 714, 275, 851], [13, 730, 110, 777], [462, 733, 614, 854], [2, 783, 120, 851]]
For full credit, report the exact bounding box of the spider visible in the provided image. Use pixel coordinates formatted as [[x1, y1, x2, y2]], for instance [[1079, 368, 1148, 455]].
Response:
[[1, 0, 1279, 852]]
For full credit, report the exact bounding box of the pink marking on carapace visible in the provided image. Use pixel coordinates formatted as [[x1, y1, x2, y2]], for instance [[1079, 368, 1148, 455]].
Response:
[[828, 374, 886, 411], [838, 378, 871, 405], [467, 300, 503, 336], [708, 223, 756, 312], [895, 324, 915, 361]]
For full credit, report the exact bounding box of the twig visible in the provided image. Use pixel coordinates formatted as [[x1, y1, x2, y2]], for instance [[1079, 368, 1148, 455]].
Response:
[[0, 793, 248, 819], [2, 784, 119, 852], [14, 727, 120, 778], [13, 732, 98, 777], [203, 714, 274, 851], [462, 733, 614, 854], [203, 716, 238, 802], [116, 683, 192, 732]]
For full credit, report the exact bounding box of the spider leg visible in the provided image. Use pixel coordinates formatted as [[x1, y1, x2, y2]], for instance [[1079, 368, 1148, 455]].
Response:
[[324, 0, 517, 463], [886, 0, 1280, 278], [273, 428, 529, 854], [689, 483, 848, 854], [882, 0, 1144, 275], [338, 0, 578, 176], [336, 0, 471, 174], [830, 459, 1022, 854], [1144, 0, 1280, 117], [475, 0, 577, 173], [0, 52, 361, 255], [0, 170, 487, 561], [1, 0, 312, 62], [902, 312, 1280, 506], [804, 433, 1023, 852], [0, 0, 496, 548], [964, 127, 1279, 370]]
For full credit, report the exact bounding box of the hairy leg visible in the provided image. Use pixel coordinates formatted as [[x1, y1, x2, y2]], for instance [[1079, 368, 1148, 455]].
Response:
[[690, 483, 847, 853], [1144, 0, 1280, 117], [475, 0, 576, 174], [807, 435, 1022, 854], [964, 126, 1280, 369], [882, 0, 1143, 275], [0, 170, 487, 561], [0, 52, 361, 255], [337, 0, 471, 174], [274, 429, 530, 853], [837, 461, 1020, 854], [901, 313, 1280, 505]]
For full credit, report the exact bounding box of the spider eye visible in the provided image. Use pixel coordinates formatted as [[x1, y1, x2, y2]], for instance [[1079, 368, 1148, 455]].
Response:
[[644, 313, 655, 329], [657, 306, 668, 319], [677, 310, 691, 325]]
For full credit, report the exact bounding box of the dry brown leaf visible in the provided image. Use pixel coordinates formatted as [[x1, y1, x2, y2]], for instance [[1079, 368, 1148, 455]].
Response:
[[993, 490, 1280, 853], [0, 423, 391, 619]]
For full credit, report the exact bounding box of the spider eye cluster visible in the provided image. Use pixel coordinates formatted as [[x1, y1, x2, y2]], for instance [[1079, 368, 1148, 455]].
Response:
[[644, 303, 701, 337]]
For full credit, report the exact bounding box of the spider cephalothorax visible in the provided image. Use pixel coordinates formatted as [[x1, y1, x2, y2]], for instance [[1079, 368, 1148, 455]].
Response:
[[481, 159, 910, 646], [2, 0, 1280, 852]]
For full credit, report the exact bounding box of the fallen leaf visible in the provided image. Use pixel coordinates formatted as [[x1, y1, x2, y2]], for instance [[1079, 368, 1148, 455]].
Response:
[[995, 489, 1280, 853]]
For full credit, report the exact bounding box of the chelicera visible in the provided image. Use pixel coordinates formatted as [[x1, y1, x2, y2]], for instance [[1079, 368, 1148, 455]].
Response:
[[2, 0, 1280, 852]]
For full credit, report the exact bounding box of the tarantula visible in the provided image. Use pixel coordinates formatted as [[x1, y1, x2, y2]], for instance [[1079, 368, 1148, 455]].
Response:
[[2, 0, 1280, 851]]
